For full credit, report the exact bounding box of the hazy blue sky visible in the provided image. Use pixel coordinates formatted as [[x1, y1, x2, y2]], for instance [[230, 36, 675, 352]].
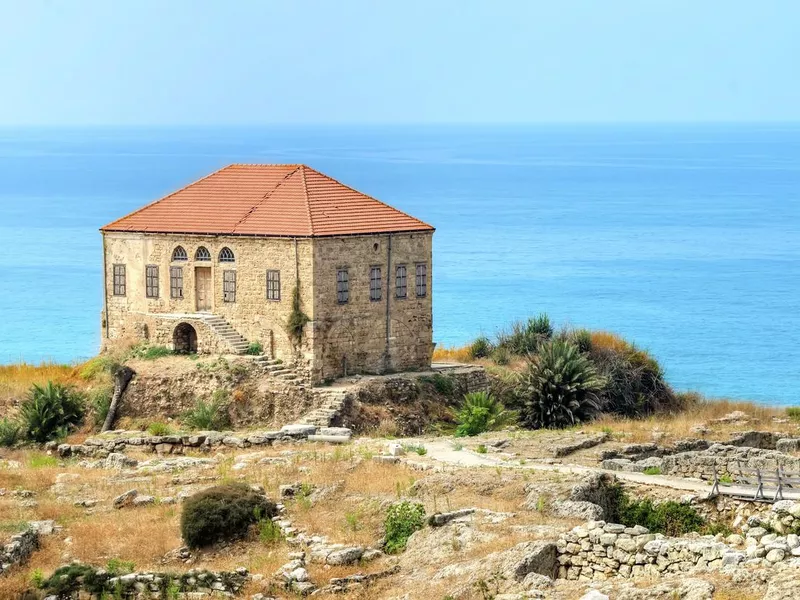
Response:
[[1, 0, 798, 125]]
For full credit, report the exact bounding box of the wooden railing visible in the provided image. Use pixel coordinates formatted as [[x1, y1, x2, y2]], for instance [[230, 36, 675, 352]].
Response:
[[711, 462, 800, 502]]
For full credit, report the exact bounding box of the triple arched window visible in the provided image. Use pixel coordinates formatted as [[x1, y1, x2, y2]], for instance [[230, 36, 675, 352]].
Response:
[[195, 246, 211, 261], [171, 246, 188, 261], [219, 247, 235, 263]]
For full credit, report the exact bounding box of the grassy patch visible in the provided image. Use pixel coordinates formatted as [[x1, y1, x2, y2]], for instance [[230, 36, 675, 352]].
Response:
[[643, 466, 662, 475], [384, 501, 425, 554], [146, 422, 174, 436]]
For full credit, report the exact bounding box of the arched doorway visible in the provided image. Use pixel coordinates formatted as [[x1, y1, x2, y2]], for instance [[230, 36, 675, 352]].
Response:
[[173, 322, 197, 354]]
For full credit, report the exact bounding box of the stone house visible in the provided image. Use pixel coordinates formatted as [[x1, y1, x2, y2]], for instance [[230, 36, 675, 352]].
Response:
[[100, 164, 434, 383]]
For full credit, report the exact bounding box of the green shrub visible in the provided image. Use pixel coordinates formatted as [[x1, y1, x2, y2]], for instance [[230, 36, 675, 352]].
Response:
[[643, 466, 662, 475], [787, 407, 800, 421], [515, 339, 605, 429], [105, 558, 135, 575], [38, 563, 109, 596], [256, 511, 283, 544], [618, 497, 705, 536], [89, 385, 113, 430], [496, 314, 553, 355], [421, 373, 456, 396], [455, 391, 516, 437], [0, 418, 21, 447], [245, 341, 263, 356], [180, 483, 278, 548], [147, 422, 174, 436], [19, 381, 85, 443], [287, 286, 310, 343], [476, 444, 487, 454], [469, 336, 493, 359], [384, 501, 425, 554], [587, 335, 676, 417], [490, 346, 511, 365], [130, 344, 173, 360], [183, 392, 230, 430]]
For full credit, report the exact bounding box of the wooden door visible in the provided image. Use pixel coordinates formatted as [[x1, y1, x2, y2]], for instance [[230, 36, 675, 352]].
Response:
[[195, 267, 212, 311]]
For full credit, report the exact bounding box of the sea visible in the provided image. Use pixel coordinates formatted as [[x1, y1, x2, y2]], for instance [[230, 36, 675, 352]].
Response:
[[0, 124, 798, 406]]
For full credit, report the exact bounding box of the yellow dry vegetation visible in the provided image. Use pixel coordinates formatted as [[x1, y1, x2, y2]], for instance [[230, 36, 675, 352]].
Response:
[[0, 361, 83, 407]]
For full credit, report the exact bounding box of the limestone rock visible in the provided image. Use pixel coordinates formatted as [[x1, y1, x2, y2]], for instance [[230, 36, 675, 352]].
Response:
[[113, 489, 138, 509]]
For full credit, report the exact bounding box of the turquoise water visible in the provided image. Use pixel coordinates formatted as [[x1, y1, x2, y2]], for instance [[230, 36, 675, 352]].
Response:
[[0, 125, 798, 405]]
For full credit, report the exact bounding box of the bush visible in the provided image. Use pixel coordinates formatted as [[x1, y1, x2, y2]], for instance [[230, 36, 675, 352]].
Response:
[[19, 381, 85, 443], [421, 373, 456, 396], [455, 391, 516, 437], [245, 341, 263, 356], [38, 563, 108, 596], [787, 407, 800, 421], [89, 386, 113, 430], [617, 497, 705, 536], [469, 336, 493, 359], [515, 339, 605, 429], [384, 501, 425, 554], [490, 346, 511, 365], [0, 418, 21, 447], [180, 483, 278, 548], [183, 392, 230, 430], [147, 422, 174, 436], [129, 344, 172, 360], [497, 314, 553, 355], [586, 332, 676, 417]]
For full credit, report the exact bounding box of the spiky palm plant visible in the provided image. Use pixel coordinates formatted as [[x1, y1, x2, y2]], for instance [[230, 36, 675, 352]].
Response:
[[455, 390, 517, 436], [20, 381, 85, 443], [517, 339, 606, 429]]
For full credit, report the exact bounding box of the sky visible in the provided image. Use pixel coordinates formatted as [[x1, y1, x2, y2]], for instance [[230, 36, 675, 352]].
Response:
[[0, 0, 798, 125]]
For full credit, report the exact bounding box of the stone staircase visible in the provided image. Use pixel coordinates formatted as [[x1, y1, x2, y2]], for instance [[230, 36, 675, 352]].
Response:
[[299, 389, 350, 427], [251, 355, 307, 388], [201, 315, 250, 354]]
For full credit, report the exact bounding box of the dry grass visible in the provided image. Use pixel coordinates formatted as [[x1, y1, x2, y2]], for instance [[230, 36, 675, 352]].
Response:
[[0, 361, 82, 407], [433, 344, 475, 363], [588, 396, 796, 443]]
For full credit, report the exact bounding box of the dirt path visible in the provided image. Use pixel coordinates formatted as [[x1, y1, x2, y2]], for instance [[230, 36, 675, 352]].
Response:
[[415, 438, 800, 501]]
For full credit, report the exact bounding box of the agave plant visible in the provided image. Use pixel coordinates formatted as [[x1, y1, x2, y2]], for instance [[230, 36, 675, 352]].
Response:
[[516, 339, 606, 429], [455, 390, 517, 436], [19, 381, 85, 443]]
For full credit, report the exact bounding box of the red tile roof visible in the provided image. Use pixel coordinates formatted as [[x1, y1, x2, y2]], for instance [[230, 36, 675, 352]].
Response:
[[101, 164, 434, 237]]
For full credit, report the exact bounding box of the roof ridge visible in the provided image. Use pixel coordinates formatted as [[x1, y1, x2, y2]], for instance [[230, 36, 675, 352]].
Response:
[[302, 165, 434, 231], [230, 165, 302, 234], [299, 165, 314, 235], [100, 165, 235, 232]]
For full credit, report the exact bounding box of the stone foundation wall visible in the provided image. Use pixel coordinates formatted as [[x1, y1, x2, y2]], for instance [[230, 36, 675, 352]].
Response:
[[660, 444, 800, 480], [557, 521, 744, 581], [0, 528, 38, 575]]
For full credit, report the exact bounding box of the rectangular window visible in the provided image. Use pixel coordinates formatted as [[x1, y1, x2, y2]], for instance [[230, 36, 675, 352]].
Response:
[[336, 269, 349, 304], [145, 265, 159, 298], [415, 263, 427, 298], [170, 266, 183, 299], [395, 265, 407, 298], [223, 270, 236, 303], [266, 270, 281, 301], [112, 264, 126, 296], [369, 266, 382, 302]]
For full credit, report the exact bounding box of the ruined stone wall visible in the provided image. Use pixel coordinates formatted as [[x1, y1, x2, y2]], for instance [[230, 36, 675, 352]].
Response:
[[660, 444, 800, 480], [309, 232, 433, 382], [102, 232, 313, 363]]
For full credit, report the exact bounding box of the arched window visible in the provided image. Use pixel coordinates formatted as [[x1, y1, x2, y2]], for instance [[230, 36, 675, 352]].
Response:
[[219, 247, 235, 263], [171, 246, 188, 261], [195, 246, 211, 261]]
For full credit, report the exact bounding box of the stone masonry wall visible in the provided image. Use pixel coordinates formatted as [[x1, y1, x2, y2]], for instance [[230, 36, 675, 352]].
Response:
[[310, 232, 433, 382], [102, 231, 433, 384], [102, 232, 313, 365]]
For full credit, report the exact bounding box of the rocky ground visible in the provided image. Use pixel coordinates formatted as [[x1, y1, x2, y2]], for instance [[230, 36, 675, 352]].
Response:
[[2, 407, 800, 599]]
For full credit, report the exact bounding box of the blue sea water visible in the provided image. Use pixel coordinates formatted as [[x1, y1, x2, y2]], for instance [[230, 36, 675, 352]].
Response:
[[0, 124, 798, 405]]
